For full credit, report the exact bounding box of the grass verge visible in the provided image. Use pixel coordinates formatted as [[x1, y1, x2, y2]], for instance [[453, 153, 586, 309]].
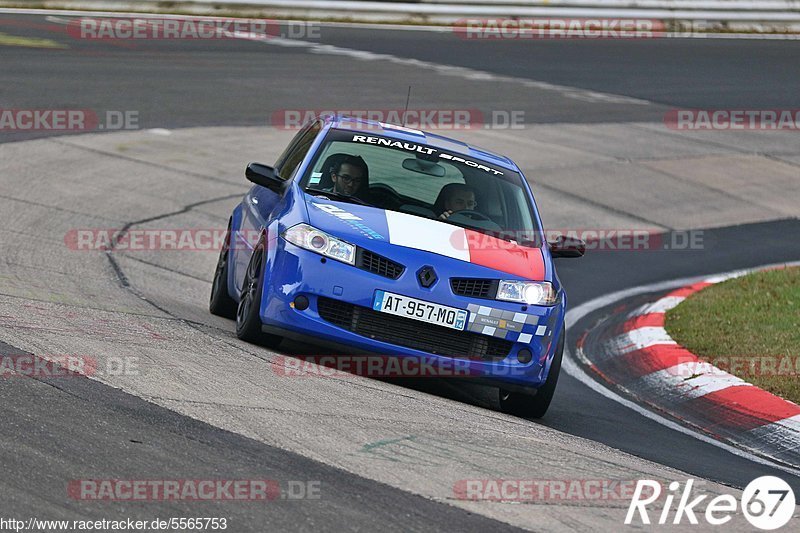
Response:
[[665, 267, 800, 404]]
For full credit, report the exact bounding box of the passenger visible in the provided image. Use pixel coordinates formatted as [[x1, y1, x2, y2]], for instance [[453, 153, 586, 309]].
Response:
[[437, 183, 479, 220]]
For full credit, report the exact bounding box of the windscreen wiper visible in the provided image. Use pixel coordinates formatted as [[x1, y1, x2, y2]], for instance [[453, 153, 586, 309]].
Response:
[[305, 188, 370, 206]]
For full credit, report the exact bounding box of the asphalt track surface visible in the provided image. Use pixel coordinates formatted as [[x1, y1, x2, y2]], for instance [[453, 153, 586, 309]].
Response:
[[1, 12, 799, 531], [2, 16, 800, 143]]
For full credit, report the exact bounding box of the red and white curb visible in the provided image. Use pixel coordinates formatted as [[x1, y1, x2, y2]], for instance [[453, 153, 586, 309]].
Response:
[[612, 271, 799, 427], [565, 261, 800, 473]]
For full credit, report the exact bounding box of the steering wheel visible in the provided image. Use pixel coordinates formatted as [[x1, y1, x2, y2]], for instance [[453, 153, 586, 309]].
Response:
[[368, 184, 402, 208], [451, 209, 491, 222]]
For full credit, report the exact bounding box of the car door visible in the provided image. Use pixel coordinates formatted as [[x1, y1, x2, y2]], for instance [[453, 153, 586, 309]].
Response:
[[233, 120, 323, 293]]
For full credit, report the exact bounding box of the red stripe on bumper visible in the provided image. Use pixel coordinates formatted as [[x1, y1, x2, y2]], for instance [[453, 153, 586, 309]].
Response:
[[465, 230, 546, 280]]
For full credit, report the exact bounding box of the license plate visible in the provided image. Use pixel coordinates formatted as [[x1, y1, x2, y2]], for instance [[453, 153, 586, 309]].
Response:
[[372, 290, 468, 331]]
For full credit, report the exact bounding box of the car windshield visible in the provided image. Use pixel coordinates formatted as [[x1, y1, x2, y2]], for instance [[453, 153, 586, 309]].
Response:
[[300, 129, 541, 247]]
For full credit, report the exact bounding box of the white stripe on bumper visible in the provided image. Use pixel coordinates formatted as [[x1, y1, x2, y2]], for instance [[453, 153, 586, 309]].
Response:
[[385, 211, 470, 262]]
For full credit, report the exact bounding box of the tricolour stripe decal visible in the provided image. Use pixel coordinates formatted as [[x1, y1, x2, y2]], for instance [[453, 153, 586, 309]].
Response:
[[464, 229, 546, 280], [384, 210, 470, 262], [384, 212, 546, 279]]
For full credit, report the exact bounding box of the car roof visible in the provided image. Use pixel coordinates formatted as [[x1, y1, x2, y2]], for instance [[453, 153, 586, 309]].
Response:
[[322, 114, 519, 172]]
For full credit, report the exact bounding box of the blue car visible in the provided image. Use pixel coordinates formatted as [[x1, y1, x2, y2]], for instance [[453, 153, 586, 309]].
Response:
[[209, 115, 584, 418]]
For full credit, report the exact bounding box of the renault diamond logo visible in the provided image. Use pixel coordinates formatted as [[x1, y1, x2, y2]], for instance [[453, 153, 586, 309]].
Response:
[[417, 266, 437, 288]]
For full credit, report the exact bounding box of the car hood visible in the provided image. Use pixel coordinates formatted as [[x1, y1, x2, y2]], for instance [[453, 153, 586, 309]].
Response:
[[304, 195, 546, 280]]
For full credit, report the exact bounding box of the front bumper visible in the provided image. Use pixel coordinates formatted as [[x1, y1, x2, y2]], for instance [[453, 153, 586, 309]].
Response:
[[259, 238, 565, 390]]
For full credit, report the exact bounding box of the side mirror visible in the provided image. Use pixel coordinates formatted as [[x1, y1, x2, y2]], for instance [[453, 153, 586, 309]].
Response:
[[548, 234, 586, 258], [245, 162, 285, 193]]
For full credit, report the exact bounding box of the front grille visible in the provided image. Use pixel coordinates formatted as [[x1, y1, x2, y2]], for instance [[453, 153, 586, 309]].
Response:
[[450, 278, 497, 299], [357, 249, 405, 279], [316, 297, 357, 330], [317, 297, 513, 360]]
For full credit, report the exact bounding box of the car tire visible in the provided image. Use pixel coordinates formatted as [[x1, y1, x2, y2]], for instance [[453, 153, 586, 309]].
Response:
[[235, 234, 282, 348], [209, 219, 238, 319], [498, 325, 564, 419]]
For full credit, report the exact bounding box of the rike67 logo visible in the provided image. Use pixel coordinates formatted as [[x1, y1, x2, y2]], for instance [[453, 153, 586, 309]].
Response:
[[626, 477, 795, 530]]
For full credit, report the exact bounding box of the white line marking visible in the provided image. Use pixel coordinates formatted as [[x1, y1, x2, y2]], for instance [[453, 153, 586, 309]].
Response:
[[42, 9, 647, 106], [564, 260, 800, 477], [263, 38, 652, 105]]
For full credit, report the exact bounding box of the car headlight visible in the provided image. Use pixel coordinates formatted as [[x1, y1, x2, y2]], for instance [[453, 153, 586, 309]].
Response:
[[282, 224, 356, 265], [496, 280, 557, 306]]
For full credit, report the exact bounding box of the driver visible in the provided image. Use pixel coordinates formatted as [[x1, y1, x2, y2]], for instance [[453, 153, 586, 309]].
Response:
[[327, 155, 368, 197], [438, 184, 479, 220]]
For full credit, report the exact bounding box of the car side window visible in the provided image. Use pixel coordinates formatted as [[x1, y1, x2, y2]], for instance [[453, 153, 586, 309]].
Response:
[[274, 122, 312, 172], [275, 120, 322, 180]]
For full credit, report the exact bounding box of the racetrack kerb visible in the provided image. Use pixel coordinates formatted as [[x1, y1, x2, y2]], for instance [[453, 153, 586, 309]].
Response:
[[666, 266, 800, 403]]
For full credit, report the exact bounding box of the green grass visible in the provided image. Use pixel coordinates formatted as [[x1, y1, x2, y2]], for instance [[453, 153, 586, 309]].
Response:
[[665, 267, 800, 404]]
